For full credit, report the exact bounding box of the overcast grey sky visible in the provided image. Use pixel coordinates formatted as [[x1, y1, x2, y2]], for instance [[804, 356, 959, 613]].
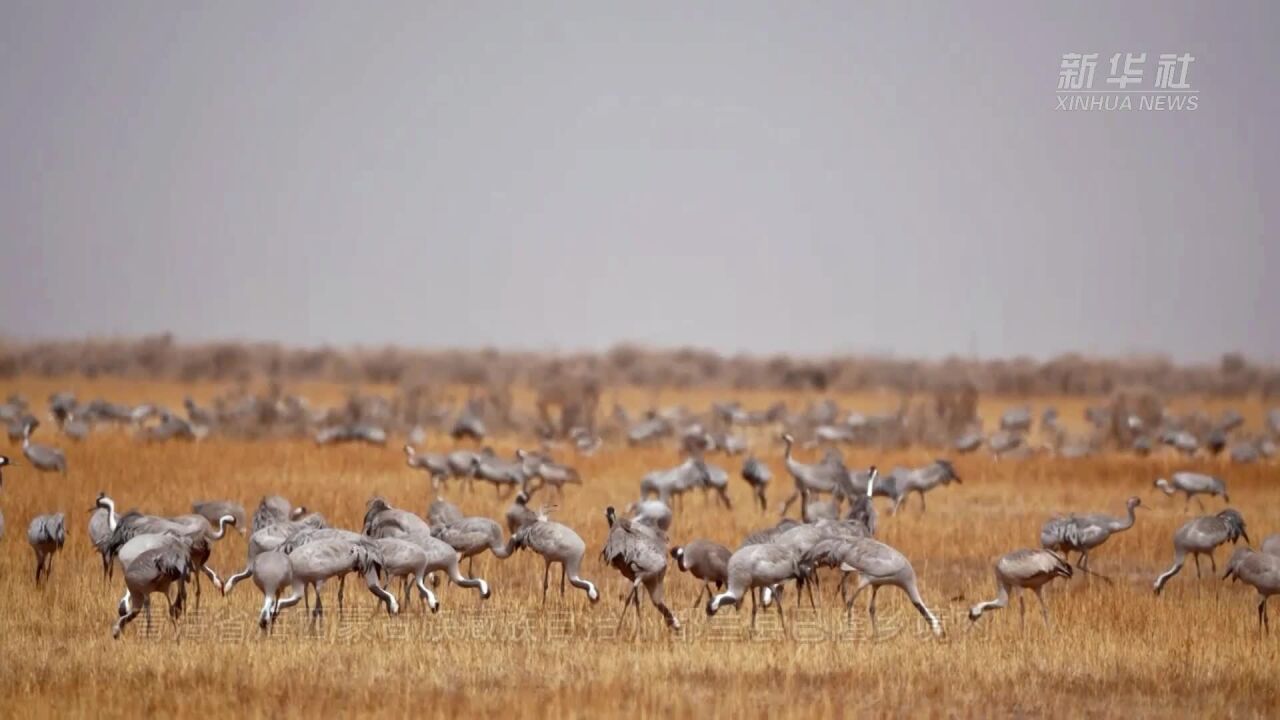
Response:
[[1, 2, 1276, 361]]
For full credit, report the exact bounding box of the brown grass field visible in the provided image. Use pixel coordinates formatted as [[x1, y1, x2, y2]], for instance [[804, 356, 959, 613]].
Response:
[[0, 377, 1277, 718]]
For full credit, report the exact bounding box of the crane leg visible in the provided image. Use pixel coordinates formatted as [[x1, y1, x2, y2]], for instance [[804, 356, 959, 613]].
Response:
[[542, 559, 551, 606], [1260, 597, 1270, 635], [1194, 554, 1202, 579], [846, 576, 871, 633], [750, 587, 759, 629], [779, 491, 799, 518], [560, 564, 567, 597], [1033, 586, 1050, 628], [1018, 591, 1026, 630], [866, 585, 882, 638], [615, 585, 637, 632]]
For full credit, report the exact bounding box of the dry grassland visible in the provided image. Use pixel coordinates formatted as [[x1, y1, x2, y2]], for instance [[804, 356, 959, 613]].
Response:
[[0, 378, 1277, 718]]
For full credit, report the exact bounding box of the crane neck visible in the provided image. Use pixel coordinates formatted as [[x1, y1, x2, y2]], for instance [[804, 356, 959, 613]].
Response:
[[212, 515, 234, 539], [103, 499, 118, 531]]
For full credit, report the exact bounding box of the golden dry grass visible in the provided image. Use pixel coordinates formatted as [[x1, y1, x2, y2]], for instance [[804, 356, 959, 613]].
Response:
[[1, 378, 1278, 718]]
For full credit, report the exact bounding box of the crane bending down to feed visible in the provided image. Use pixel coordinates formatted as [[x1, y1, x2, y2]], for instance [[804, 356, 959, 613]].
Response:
[[804, 537, 943, 638], [28, 513, 66, 584], [112, 544, 192, 639], [1222, 547, 1280, 634], [251, 550, 293, 632], [671, 539, 731, 607], [968, 549, 1074, 628], [506, 513, 600, 605], [1153, 509, 1249, 595], [1154, 472, 1229, 511], [273, 538, 399, 620], [706, 543, 812, 630]]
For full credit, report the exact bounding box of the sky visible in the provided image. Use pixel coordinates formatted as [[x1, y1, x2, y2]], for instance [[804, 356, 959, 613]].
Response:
[[1, 2, 1276, 362]]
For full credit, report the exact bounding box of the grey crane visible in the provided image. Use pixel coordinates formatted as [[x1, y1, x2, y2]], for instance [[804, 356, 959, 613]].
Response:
[[1154, 472, 1230, 510], [251, 494, 306, 533], [778, 433, 852, 517], [801, 487, 840, 522], [638, 456, 709, 505], [804, 537, 943, 638], [740, 456, 772, 511], [881, 460, 962, 514], [28, 512, 66, 584], [373, 537, 442, 613], [505, 491, 538, 533], [22, 420, 67, 474], [1262, 534, 1280, 557], [602, 506, 679, 631], [427, 496, 464, 527], [431, 514, 514, 576], [98, 495, 235, 608], [706, 543, 811, 630], [843, 467, 879, 538], [60, 411, 90, 441], [1039, 496, 1142, 578], [251, 549, 293, 633], [670, 538, 731, 607], [773, 490, 874, 609], [698, 460, 733, 509], [362, 497, 432, 541], [97, 491, 235, 594], [222, 511, 329, 596], [1223, 547, 1280, 634], [968, 549, 1073, 627], [739, 518, 802, 548], [1000, 407, 1032, 433], [506, 513, 599, 605], [404, 444, 450, 488], [191, 500, 247, 535], [112, 544, 192, 639], [445, 450, 481, 490], [272, 537, 399, 620], [953, 431, 983, 454], [279, 526, 389, 610], [1154, 509, 1250, 595], [112, 531, 203, 617], [626, 499, 673, 533], [474, 449, 527, 497], [363, 497, 489, 602], [516, 449, 581, 497], [88, 495, 119, 579], [987, 431, 1023, 457]]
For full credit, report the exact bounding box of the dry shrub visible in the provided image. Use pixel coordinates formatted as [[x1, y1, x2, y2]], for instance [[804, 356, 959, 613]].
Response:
[[0, 338, 1274, 397]]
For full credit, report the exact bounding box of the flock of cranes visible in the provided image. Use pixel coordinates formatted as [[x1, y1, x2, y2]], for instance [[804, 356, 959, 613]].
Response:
[[1, 419, 1277, 640], [5, 389, 1280, 481]]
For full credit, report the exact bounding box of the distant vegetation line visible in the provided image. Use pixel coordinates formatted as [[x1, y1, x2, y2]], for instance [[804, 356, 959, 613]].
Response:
[[0, 334, 1276, 397]]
